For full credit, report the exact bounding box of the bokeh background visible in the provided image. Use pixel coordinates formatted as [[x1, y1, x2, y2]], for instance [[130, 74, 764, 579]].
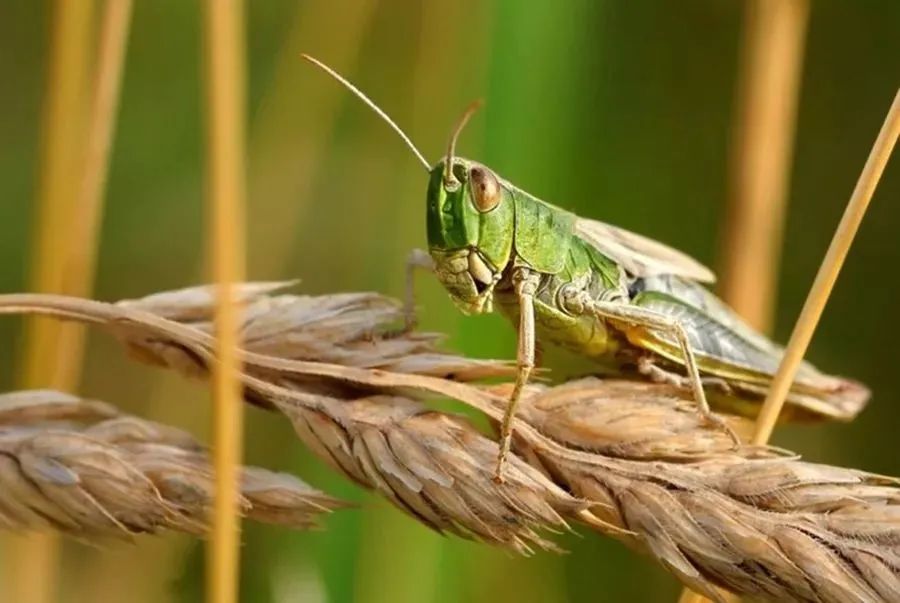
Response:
[[1, 1, 899, 602]]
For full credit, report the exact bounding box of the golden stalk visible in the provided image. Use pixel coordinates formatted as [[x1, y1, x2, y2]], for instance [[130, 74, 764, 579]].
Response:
[[16, 2, 93, 415], [56, 0, 133, 383], [751, 89, 900, 445], [5, 1, 95, 601], [102, 6, 379, 600], [44, 3, 135, 600], [203, 0, 247, 602], [717, 0, 810, 333]]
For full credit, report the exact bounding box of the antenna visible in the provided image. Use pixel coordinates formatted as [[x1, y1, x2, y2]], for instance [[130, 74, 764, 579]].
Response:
[[443, 99, 483, 190], [300, 54, 431, 171]]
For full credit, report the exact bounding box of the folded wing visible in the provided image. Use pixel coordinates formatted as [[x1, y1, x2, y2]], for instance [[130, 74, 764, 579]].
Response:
[[574, 217, 716, 283]]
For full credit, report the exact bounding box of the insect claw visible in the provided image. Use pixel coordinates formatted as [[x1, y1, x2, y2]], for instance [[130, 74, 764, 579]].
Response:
[[703, 412, 742, 450], [492, 458, 508, 484]]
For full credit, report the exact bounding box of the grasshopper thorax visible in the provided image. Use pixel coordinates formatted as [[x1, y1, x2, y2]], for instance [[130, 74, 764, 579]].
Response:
[[426, 158, 515, 315]]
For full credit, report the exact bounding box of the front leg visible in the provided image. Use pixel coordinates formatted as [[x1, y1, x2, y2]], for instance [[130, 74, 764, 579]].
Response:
[[494, 267, 539, 483], [403, 248, 435, 330], [591, 300, 741, 448]]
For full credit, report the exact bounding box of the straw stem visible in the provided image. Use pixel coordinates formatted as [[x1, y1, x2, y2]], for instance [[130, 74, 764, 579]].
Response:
[[717, 0, 809, 333], [5, 1, 95, 601], [203, 0, 247, 602], [751, 89, 900, 445]]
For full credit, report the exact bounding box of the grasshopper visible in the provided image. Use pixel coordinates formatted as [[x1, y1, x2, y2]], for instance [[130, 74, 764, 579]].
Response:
[[302, 56, 870, 482]]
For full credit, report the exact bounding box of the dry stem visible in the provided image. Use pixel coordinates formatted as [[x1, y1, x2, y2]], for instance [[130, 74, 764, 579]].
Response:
[[203, 0, 247, 601], [752, 89, 900, 446], [9, 2, 96, 601], [0, 284, 897, 602], [717, 0, 810, 333]]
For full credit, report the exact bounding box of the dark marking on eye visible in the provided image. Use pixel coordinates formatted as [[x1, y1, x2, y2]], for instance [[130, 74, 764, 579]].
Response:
[[469, 166, 501, 212]]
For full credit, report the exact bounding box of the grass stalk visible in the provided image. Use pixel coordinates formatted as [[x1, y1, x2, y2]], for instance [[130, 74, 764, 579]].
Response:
[[4, 1, 95, 602], [60, 5, 133, 601], [751, 89, 900, 445], [717, 0, 809, 333], [203, 1, 247, 602], [56, 0, 133, 379], [16, 4, 94, 394], [103, 6, 379, 599]]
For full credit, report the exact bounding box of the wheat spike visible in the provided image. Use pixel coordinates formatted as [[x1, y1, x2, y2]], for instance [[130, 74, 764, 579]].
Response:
[[0, 285, 897, 601], [0, 389, 344, 538]]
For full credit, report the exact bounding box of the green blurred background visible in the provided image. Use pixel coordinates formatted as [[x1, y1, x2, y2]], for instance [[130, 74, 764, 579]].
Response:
[[1, 1, 899, 601]]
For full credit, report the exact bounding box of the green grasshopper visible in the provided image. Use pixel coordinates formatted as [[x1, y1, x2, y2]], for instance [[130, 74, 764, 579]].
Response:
[[302, 56, 870, 481]]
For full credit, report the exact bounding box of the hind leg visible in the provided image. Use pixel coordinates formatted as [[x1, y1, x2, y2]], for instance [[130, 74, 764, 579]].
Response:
[[590, 301, 741, 448]]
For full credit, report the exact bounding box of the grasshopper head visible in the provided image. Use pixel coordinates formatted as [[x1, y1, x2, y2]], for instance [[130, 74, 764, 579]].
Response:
[[299, 58, 514, 313], [425, 158, 514, 314]]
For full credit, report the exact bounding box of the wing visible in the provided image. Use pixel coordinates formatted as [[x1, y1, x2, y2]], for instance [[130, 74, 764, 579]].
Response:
[[631, 290, 786, 380], [634, 275, 785, 357], [620, 276, 870, 421], [574, 217, 716, 283], [631, 287, 832, 386]]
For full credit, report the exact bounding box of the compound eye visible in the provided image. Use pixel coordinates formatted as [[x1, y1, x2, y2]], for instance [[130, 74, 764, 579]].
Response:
[[469, 166, 501, 212]]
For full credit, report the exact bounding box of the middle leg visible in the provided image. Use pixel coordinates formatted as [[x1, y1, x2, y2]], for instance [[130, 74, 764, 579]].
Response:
[[636, 355, 734, 395]]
